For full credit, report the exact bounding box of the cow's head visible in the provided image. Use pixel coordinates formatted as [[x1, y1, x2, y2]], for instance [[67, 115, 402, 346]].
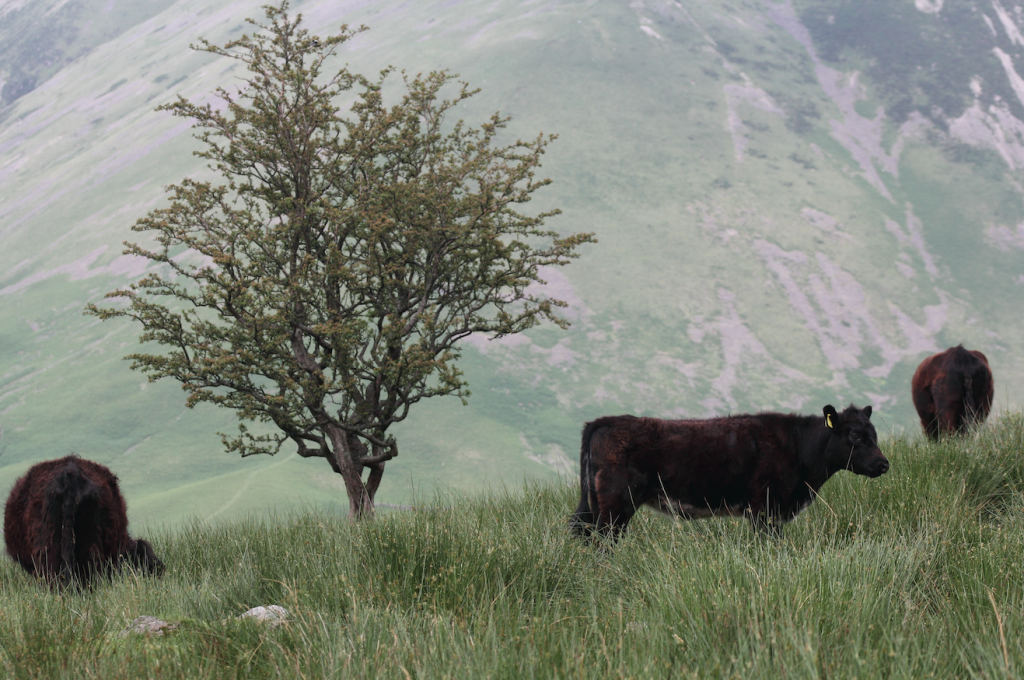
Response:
[[127, 538, 165, 576], [823, 404, 889, 478]]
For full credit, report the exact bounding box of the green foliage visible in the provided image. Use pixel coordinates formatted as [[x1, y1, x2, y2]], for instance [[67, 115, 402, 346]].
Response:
[[84, 2, 593, 516], [2, 416, 1024, 677]]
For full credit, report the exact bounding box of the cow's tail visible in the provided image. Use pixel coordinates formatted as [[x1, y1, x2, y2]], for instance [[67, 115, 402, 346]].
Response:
[[963, 373, 977, 427], [571, 420, 603, 536], [59, 480, 79, 585], [44, 460, 98, 586]]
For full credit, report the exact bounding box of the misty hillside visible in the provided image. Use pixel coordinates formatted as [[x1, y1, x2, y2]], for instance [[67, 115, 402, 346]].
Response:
[[2, 0, 1023, 525]]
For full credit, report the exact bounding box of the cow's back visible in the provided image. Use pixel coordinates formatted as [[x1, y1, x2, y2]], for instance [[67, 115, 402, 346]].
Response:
[[912, 346, 994, 438]]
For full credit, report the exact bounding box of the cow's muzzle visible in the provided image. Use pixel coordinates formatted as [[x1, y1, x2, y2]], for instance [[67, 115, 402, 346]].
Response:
[[864, 455, 889, 478]]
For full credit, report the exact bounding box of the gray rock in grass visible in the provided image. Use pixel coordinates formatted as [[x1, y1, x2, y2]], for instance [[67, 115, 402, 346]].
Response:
[[238, 605, 289, 626], [119, 615, 178, 638]]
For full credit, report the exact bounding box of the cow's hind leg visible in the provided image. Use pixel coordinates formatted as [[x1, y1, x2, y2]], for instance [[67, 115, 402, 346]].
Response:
[[934, 391, 964, 437], [571, 492, 597, 537], [913, 385, 939, 440], [592, 470, 643, 540]]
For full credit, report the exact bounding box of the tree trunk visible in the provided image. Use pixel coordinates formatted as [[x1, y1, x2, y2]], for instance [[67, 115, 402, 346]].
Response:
[[364, 461, 385, 502], [327, 425, 374, 518]]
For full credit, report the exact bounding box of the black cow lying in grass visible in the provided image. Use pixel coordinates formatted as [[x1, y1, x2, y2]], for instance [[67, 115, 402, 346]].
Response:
[[4, 455, 164, 587], [912, 345, 994, 440], [571, 405, 889, 538]]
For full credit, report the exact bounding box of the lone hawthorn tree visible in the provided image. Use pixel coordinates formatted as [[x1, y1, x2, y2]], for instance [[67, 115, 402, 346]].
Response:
[[86, 3, 593, 517]]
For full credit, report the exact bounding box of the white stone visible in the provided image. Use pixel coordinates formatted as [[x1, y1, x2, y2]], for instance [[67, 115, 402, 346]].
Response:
[[238, 605, 289, 626]]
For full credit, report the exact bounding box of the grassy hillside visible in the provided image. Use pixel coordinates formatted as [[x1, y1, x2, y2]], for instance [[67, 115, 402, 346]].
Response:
[[0, 0, 179, 107], [3, 0, 1024, 518], [1, 420, 1024, 677]]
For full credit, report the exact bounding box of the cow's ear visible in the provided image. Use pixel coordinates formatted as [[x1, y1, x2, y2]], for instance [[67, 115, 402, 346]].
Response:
[[823, 405, 839, 430], [863, 405, 872, 419]]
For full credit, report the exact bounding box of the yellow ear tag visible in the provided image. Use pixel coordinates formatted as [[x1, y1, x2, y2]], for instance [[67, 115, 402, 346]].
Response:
[[826, 414, 833, 428]]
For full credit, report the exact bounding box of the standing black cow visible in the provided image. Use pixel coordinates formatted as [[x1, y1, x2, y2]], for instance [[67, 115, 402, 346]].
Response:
[[4, 455, 163, 587], [912, 345, 994, 440], [571, 404, 888, 538]]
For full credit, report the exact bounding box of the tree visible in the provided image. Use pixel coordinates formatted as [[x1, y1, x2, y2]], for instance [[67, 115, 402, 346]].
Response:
[[86, 2, 594, 517]]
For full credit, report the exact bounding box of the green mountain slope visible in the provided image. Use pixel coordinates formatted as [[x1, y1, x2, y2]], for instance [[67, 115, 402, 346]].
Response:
[[2, 0, 1024, 526], [0, 0, 179, 107]]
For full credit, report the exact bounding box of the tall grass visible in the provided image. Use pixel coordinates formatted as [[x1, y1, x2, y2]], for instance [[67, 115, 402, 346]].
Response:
[[2, 416, 1024, 678]]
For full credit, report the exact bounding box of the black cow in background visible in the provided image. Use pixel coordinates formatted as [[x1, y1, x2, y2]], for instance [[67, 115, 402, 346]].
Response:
[[912, 345, 994, 440], [4, 455, 163, 587], [572, 405, 889, 538]]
